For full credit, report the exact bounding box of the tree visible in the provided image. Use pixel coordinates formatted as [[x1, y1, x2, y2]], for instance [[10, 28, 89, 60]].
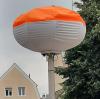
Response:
[[56, 0, 100, 99]]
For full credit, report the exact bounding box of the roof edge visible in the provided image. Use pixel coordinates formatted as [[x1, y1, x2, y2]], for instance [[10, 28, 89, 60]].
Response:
[[0, 63, 37, 86]]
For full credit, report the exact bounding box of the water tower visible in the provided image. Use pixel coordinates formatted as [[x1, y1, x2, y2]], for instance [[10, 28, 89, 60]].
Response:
[[13, 6, 86, 99]]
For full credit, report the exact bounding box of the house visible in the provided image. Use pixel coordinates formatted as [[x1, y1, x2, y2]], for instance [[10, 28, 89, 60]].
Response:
[[54, 54, 67, 99], [0, 63, 40, 99]]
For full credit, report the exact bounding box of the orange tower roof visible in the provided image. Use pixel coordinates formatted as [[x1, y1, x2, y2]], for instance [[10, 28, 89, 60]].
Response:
[[13, 6, 85, 27]]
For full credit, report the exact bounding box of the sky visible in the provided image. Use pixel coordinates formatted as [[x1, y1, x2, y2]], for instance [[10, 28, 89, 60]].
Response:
[[0, 0, 72, 96]]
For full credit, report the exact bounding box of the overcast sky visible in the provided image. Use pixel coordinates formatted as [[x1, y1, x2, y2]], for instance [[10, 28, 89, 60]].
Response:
[[0, 0, 72, 96]]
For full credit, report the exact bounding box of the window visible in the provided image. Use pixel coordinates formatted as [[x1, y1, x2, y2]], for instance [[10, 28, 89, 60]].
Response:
[[5, 88, 12, 96], [18, 87, 25, 96]]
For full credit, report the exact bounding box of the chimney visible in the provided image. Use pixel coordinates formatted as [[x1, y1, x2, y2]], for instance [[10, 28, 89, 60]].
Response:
[[29, 74, 30, 78]]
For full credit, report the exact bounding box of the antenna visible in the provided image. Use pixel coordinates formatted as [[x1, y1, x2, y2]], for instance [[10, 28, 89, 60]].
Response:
[[72, 0, 74, 10], [51, 0, 56, 6]]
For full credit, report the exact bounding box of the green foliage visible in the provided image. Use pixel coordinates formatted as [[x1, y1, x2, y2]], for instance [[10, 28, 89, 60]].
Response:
[[56, 0, 100, 99]]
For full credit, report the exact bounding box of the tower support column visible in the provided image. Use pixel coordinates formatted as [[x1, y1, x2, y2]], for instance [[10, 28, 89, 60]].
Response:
[[48, 53, 55, 99]]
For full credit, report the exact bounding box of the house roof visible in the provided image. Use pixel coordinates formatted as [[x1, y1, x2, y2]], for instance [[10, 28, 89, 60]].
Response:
[[0, 63, 37, 86]]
